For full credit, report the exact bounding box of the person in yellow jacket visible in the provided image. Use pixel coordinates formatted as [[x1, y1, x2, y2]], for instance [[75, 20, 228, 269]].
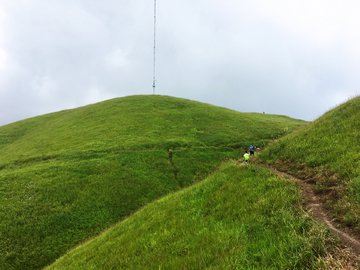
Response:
[[243, 151, 250, 165]]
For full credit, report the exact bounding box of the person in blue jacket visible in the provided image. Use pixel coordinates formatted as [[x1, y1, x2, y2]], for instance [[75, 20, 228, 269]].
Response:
[[249, 145, 255, 156]]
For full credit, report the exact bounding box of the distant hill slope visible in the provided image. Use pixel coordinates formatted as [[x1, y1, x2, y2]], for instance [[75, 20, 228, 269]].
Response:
[[258, 96, 360, 233], [0, 95, 305, 165], [0, 95, 306, 270]]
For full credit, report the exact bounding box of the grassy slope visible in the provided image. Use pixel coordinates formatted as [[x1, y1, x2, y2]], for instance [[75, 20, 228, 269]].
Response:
[[0, 95, 306, 270], [46, 163, 337, 270], [258, 96, 360, 231], [0, 95, 304, 164]]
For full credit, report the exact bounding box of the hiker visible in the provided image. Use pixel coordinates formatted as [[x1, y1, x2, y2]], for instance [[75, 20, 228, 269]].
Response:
[[249, 145, 255, 156], [244, 151, 249, 165]]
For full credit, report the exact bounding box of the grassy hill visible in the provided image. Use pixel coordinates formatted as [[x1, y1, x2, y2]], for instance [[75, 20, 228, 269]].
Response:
[[45, 162, 338, 269], [0, 95, 306, 270], [258, 96, 360, 233], [0, 95, 304, 164]]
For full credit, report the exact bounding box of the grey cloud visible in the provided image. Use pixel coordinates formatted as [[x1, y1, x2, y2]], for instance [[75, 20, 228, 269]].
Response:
[[0, 0, 359, 126]]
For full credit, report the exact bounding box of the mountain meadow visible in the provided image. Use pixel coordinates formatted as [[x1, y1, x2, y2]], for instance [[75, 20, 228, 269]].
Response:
[[2, 94, 357, 269]]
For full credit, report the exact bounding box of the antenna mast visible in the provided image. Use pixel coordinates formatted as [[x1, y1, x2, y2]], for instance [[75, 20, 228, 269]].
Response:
[[152, 0, 156, 95]]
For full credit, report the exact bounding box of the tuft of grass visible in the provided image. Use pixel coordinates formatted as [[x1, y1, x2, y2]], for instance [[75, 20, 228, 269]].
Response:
[[45, 163, 339, 270], [257, 96, 360, 232]]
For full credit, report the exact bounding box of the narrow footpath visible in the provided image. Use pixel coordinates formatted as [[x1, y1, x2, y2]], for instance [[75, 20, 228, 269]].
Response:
[[269, 167, 360, 267]]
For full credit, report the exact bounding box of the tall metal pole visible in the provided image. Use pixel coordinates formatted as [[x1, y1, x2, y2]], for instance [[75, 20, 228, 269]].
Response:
[[152, 0, 156, 95]]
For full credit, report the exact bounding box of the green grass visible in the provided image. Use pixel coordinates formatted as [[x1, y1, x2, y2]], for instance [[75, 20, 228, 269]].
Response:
[[257, 96, 360, 231], [1, 149, 243, 270], [0, 95, 306, 270], [45, 163, 337, 269], [0, 151, 172, 268], [0, 95, 305, 164]]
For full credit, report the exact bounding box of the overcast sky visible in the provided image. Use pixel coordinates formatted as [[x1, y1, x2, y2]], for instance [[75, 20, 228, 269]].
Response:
[[1, 0, 359, 126]]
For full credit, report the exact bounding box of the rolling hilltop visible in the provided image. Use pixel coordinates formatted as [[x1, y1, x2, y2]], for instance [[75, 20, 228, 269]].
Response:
[[0, 95, 303, 164], [0, 95, 306, 270]]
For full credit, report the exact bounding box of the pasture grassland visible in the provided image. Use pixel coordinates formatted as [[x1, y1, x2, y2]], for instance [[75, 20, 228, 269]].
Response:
[[0, 95, 305, 164], [46, 163, 337, 270], [0, 95, 306, 270], [258, 96, 360, 232], [0, 148, 241, 270], [171, 147, 240, 187], [0, 151, 173, 269]]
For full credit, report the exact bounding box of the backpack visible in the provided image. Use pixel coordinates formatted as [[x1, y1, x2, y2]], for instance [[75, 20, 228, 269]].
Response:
[[249, 145, 254, 151]]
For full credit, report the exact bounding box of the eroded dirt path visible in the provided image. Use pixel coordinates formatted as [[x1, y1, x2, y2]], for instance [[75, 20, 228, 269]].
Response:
[[270, 167, 360, 258]]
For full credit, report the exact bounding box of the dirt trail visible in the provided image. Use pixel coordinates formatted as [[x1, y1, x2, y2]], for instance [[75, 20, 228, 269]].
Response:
[[270, 167, 360, 257]]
